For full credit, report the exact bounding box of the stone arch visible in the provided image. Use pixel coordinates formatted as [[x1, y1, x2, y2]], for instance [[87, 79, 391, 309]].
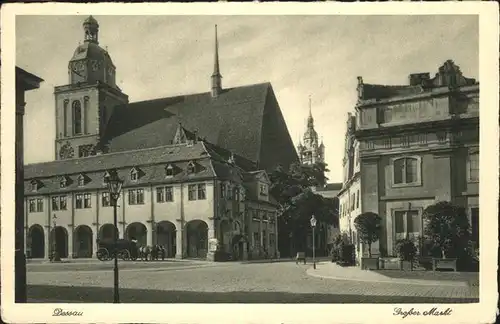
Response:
[[74, 225, 93, 258], [27, 224, 45, 259], [126, 222, 147, 246], [99, 223, 119, 241], [50, 226, 69, 258], [186, 220, 208, 259], [155, 221, 176, 258]]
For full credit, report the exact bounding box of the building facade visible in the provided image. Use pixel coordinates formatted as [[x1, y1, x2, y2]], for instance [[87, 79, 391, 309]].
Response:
[[341, 60, 479, 258], [24, 16, 298, 260]]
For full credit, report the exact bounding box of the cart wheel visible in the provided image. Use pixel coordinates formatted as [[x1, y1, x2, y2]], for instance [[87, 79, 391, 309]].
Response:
[[97, 248, 109, 261], [121, 249, 131, 261]]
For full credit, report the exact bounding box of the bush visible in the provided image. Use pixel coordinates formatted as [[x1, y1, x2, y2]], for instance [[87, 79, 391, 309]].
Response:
[[394, 238, 417, 262], [423, 201, 470, 259]]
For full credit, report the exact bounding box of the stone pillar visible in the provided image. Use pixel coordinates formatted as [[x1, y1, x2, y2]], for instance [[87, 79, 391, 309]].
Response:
[[93, 225, 99, 257], [44, 225, 50, 259], [67, 226, 73, 259], [175, 228, 184, 259], [146, 222, 153, 246]]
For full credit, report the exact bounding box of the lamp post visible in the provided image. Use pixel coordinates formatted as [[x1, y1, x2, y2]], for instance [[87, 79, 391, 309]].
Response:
[[310, 215, 317, 269], [104, 170, 123, 304], [51, 214, 61, 262]]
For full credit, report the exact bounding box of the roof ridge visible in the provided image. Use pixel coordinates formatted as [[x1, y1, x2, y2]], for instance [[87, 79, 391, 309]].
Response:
[[25, 142, 205, 168]]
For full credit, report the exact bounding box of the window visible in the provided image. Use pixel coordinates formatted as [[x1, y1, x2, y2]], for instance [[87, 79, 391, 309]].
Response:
[[197, 184, 206, 200], [165, 165, 174, 177], [259, 184, 268, 196], [220, 183, 226, 199], [157, 187, 165, 203], [227, 186, 233, 200], [36, 199, 44, 212], [52, 196, 67, 211], [393, 157, 420, 186], [188, 185, 197, 201], [351, 194, 355, 211], [468, 152, 479, 182], [29, 199, 36, 213], [339, 205, 342, 217], [83, 193, 91, 208], [76, 194, 83, 209], [102, 192, 111, 207], [253, 232, 260, 249], [234, 187, 240, 201], [187, 162, 196, 174], [72, 100, 82, 135], [394, 210, 421, 243], [356, 190, 360, 209], [77, 175, 86, 187], [130, 168, 139, 181], [157, 186, 173, 203], [78, 144, 93, 158], [128, 189, 144, 205]]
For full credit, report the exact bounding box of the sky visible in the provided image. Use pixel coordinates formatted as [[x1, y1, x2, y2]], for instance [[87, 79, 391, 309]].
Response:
[[16, 15, 478, 183]]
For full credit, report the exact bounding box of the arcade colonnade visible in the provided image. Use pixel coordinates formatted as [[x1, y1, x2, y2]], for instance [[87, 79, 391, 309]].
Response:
[[26, 219, 213, 259]]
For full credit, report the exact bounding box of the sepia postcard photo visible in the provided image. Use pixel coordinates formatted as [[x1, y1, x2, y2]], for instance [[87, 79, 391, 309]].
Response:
[[1, 2, 498, 324]]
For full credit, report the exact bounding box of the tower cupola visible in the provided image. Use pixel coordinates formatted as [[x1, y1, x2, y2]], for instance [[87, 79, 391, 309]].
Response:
[[83, 15, 99, 44]]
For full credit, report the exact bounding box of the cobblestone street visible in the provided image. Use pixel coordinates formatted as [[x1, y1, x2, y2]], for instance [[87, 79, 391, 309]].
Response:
[[27, 260, 479, 303]]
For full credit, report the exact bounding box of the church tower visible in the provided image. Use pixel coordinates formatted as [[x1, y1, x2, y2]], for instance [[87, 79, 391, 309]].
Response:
[[54, 16, 129, 160], [297, 96, 324, 165]]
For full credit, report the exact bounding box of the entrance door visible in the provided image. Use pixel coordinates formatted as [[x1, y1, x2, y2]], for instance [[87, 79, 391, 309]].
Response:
[[394, 210, 421, 254]]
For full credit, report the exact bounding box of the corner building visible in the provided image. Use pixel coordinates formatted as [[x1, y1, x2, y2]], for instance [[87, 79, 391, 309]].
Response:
[[344, 60, 479, 257], [24, 17, 298, 260]]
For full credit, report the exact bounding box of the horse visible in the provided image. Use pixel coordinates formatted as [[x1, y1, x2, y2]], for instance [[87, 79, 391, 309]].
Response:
[[138, 245, 151, 261]]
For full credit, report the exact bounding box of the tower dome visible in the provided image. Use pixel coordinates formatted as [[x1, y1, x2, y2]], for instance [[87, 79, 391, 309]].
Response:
[[68, 16, 117, 88]]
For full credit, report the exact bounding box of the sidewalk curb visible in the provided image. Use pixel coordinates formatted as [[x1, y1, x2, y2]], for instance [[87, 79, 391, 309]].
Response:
[[306, 267, 468, 287]]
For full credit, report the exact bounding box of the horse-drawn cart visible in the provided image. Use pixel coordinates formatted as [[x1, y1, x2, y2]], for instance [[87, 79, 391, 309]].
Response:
[[96, 238, 138, 261]]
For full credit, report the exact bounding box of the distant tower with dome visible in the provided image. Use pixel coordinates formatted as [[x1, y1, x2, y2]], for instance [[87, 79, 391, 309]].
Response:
[[297, 96, 325, 165]]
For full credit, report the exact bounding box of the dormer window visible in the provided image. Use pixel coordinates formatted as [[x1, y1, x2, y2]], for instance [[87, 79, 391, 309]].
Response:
[[77, 174, 86, 187], [187, 161, 196, 174], [165, 164, 174, 177], [60, 176, 69, 188], [259, 183, 268, 196], [30, 180, 39, 192], [130, 167, 139, 181]]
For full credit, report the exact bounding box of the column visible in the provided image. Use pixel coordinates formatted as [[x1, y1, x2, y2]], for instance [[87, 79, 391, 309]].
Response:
[[93, 225, 99, 257], [175, 227, 184, 259], [146, 222, 153, 246], [67, 226, 73, 259], [44, 225, 50, 259]]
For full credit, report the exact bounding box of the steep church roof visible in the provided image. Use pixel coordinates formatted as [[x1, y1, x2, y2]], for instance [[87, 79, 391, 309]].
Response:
[[102, 82, 298, 172]]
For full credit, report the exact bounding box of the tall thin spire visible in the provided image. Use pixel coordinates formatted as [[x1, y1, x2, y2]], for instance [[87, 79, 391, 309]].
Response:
[[211, 24, 222, 98], [307, 95, 314, 128]]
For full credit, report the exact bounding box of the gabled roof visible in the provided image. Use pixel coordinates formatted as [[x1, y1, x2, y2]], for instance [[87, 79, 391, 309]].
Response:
[[101, 82, 298, 172]]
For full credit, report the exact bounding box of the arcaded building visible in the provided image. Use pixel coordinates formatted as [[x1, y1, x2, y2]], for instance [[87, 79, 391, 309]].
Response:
[[342, 60, 479, 257], [24, 17, 298, 260]]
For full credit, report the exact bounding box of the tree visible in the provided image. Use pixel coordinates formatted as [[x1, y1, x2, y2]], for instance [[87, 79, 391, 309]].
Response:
[[353, 212, 382, 258], [270, 161, 338, 253], [423, 201, 471, 259]]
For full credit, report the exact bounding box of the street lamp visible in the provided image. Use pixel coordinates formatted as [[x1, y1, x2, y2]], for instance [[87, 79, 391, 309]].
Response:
[[51, 214, 61, 262], [310, 215, 317, 270], [104, 170, 123, 304]]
